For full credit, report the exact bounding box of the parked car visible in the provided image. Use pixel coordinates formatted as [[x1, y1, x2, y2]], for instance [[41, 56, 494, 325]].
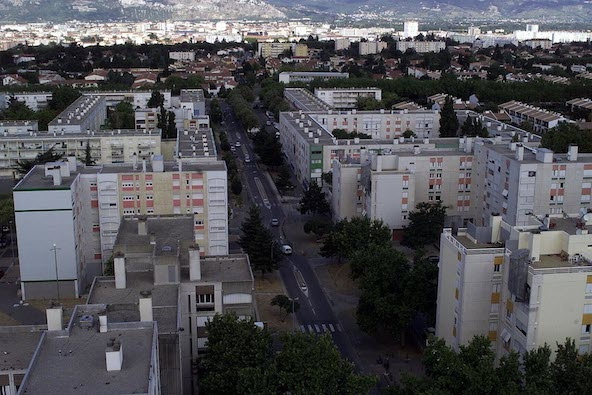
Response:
[[271, 218, 279, 226], [244, 156, 251, 163], [281, 244, 292, 255], [235, 141, 241, 147], [0, 238, 8, 248]]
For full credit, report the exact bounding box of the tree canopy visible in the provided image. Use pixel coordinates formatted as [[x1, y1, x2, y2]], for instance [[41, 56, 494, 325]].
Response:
[[402, 201, 447, 249], [14, 147, 64, 176], [299, 182, 330, 216], [198, 313, 376, 395], [321, 217, 391, 262], [540, 122, 592, 153], [438, 96, 459, 138], [238, 205, 282, 276]]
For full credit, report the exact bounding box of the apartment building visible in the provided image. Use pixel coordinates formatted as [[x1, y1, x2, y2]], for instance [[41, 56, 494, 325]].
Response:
[[258, 42, 292, 59], [396, 40, 446, 53], [179, 89, 206, 118], [48, 95, 107, 134], [14, 156, 228, 300], [334, 38, 351, 51], [136, 109, 159, 130], [359, 41, 387, 56], [403, 20, 419, 38], [472, 142, 592, 227], [0, 120, 37, 135], [278, 71, 349, 84], [294, 43, 309, 58], [436, 216, 509, 350], [88, 215, 255, 394], [0, 129, 161, 177], [17, 305, 160, 395], [437, 212, 592, 359], [85, 90, 172, 109], [169, 51, 196, 61], [567, 98, 592, 113], [0, 91, 52, 111], [314, 87, 382, 109], [499, 100, 566, 132], [332, 140, 475, 237]]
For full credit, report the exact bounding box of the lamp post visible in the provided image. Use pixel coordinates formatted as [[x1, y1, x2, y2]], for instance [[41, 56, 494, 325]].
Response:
[[50, 244, 61, 305], [288, 296, 299, 334]]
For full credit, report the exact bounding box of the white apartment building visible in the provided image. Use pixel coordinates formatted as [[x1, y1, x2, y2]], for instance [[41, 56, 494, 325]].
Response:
[[472, 142, 592, 227], [0, 120, 38, 135], [0, 91, 52, 111], [334, 38, 351, 51], [258, 42, 292, 59], [0, 129, 161, 177], [179, 89, 206, 118], [396, 40, 446, 53], [314, 88, 382, 109], [278, 71, 349, 84], [437, 212, 592, 359], [169, 51, 196, 61], [332, 141, 475, 238], [359, 41, 387, 56], [14, 156, 228, 300], [48, 95, 107, 134], [403, 20, 419, 39], [85, 90, 172, 109], [499, 101, 566, 133]]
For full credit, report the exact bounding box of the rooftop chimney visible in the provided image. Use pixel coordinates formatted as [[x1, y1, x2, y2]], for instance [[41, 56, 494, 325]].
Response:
[[568, 145, 578, 161], [105, 340, 123, 372], [67, 156, 77, 172], [413, 145, 420, 155], [142, 160, 147, 172], [189, 244, 201, 281], [152, 155, 164, 172], [46, 307, 63, 331], [114, 253, 126, 289], [139, 291, 153, 322], [99, 314, 108, 333], [138, 216, 148, 236], [516, 144, 524, 161]]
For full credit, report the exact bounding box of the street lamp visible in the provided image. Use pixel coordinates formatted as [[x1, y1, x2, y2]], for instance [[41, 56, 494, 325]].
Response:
[[288, 296, 299, 334], [50, 244, 61, 305]]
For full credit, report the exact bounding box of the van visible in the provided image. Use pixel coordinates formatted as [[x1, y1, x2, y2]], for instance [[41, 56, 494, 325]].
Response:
[[281, 245, 292, 255]]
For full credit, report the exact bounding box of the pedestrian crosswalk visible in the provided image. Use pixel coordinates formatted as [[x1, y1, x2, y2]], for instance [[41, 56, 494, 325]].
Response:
[[300, 323, 342, 334]]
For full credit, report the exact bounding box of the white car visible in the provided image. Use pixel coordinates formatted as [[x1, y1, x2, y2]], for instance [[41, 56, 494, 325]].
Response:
[[281, 245, 292, 255], [235, 141, 241, 147], [245, 156, 251, 163]]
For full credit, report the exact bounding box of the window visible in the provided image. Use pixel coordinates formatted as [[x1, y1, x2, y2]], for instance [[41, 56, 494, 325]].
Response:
[[122, 195, 134, 201], [587, 283, 592, 294], [494, 264, 501, 272], [198, 294, 214, 304], [582, 324, 591, 334], [584, 304, 592, 314], [122, 182, 133, 188], [146, 181, 153, 187], [516, 318, 527, 336], [579, 344, 589, 355], [146, 195, 153, 200]]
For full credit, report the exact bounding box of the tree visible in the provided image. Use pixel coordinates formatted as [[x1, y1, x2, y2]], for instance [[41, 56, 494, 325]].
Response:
[[322, 217, 391, 263], [157, 104, 168, 132], [541, 122, 592, 153], [275, 333, 376, 395], [210, 98, 223, 123], [460, 116, 488, 137], [83, 140, 95, 166], [166, 110, 177, 139], [253, 130, 284, 167], [0, 197, 14, 226], [275, 165, 293, 194], [438, 96, 459, 137], [107, 101, 134, 129], [198, 314, 276, 395], [354, 246, 414, 340], [14, 147, 64, 176], [48, 86, 81, 112], [238, 205, 282, 276], [402, 201, 447, 249], [303, 218, 333, 239], [299, 182, 330, 216], [405, 256, 439, 327], [270, 294, 300, 321], [231, 176, 243, 196], [402, 129, 416, 138], [147, 90, 164, 108]]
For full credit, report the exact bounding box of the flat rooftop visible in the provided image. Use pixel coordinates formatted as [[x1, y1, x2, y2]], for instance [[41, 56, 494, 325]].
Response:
[[0, 120, 38, 128], [20, 306, 155, 395], [482, 141, 592, 164], [500, 100, 564, 123], [179, 89, 205, 103], [193, 254, 253, 283], [14, 160, 226, 191], [48, 95, 105, 127], [280, 112, 334, 144], [0, 327, 43, 372], [0, 129, 161, 139], [177, 127, 217, 160], [285, 88, 332, 112]]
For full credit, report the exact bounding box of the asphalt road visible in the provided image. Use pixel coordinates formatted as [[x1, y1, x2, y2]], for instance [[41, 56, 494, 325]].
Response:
[[220, 101, 362, 369]]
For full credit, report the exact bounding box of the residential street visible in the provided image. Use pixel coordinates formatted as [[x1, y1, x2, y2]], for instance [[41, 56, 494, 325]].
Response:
[[219, 100, 363, 370]]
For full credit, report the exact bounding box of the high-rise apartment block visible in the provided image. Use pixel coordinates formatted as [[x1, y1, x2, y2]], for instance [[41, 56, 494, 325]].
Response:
[[314, 88, 382, 109], [14, 155, 228, 300], [48, 95, 107, 134], [403, 20, 419, 38]]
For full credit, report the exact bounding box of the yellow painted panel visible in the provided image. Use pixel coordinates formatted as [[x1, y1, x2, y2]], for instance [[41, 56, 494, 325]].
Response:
[[583, 314, 592, 325], [494, 256, 504, 265], [587, 275, 592, 284], [488, 331, 497, 341], [491, 293, 500, 303], [453, 326, 457, 337], [455, 288, 459, 300], [507, 299, 514, 312], [458, 252, 462, 261]]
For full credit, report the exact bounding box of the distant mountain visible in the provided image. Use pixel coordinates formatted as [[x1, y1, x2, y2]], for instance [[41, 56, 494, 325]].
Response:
[[0, 0, 285, 22], [267, 0, 592, 22]]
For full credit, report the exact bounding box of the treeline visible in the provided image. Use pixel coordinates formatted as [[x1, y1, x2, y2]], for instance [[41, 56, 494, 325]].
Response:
[[393, 336, 592, 394], [308, 76, 592, 107], [226, 86, 259, 131]]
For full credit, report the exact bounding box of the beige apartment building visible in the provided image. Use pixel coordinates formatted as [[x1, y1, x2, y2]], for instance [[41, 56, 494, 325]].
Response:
[[437, 213, 592, 358], [0, 129, 161, 177]]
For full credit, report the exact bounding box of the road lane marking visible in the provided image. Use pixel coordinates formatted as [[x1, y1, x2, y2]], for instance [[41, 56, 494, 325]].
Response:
[[329, 324, 335, 332], [314, 324, 320, 333], [308, 325, 313, 332], [321, 324, 327, 332], [300, 325, 306, 333]]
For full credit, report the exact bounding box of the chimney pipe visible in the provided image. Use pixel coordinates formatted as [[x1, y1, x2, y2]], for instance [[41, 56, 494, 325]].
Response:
[[105, 341, 123, 372], [114, 254, 126, 289], [516, 144, 524, 161], [46, 307, 63, 331], [568, 145, 578, 161], [189, 244, 201, 281], [138, 216, 147, 236], [99, 314, 108, 333], [139, 291, 153, 322]]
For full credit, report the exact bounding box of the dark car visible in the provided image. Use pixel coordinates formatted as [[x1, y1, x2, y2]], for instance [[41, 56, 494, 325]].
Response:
[[0, 238, 8, 248]]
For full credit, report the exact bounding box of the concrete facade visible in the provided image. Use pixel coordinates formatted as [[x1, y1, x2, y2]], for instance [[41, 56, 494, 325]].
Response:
[[48, 95, 107, 134]]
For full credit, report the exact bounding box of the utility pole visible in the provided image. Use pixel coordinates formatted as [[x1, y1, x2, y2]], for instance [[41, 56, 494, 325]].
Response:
[[50, 244, 61, 305]]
